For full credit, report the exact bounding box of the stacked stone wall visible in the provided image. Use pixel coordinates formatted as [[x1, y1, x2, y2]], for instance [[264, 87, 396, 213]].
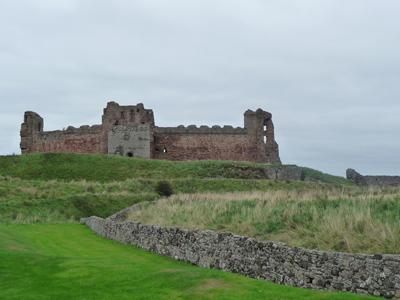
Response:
[[82, 214, 400, 299]]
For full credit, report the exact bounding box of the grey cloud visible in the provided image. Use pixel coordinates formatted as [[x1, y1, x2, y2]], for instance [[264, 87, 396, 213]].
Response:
[[1, 1, 400, 176]]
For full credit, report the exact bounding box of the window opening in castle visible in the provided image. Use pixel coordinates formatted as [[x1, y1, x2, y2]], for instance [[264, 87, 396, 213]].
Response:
[[166, 136, 169, 140], [38, 123, 41, 132], [264, 136, 267, 143], [115, 121, 119, 125], [264, 125, 267, 132], [137, 108, 139, 112], [155, 148, 159, 152], [121, 111, 125, 119], [163, 147, 167, 153]]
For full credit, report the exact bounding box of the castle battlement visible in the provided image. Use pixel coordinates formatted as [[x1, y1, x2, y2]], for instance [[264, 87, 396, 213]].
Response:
[[156, 125, 248, 135]]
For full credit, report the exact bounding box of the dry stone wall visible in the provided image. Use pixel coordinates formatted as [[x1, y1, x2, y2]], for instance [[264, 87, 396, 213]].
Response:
[[82, 213, 400, 299]]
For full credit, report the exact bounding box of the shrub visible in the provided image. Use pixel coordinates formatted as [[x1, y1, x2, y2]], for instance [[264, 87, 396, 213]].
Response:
[[155, 180, 174, 197]]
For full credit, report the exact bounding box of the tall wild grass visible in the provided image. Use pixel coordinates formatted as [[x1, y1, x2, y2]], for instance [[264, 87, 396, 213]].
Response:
[[0, 172, 342, 224], [126, 188, 400, 255]]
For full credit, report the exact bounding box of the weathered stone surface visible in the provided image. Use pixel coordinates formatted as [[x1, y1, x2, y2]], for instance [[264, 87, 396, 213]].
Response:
[[108, 124, 151, 158], [347, 168, 400, 188], [346, 169, 368, 187], [264, 165, 302, 180], [20, 102, 282, 164], [152, 108, 281, 164], [82, 209, 400, 299]]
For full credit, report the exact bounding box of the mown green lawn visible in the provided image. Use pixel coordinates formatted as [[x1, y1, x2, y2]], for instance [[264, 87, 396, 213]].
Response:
[[0, 224, 375, 300]]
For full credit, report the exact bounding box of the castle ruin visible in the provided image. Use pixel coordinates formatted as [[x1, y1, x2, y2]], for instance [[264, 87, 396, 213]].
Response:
[[346, 168, 400, 188], [20, 102, 281, 164]]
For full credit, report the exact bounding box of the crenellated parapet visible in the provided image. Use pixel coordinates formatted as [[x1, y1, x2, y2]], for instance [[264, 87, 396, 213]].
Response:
[[156, 125, 248, 135], [42, 125, 102, 135]]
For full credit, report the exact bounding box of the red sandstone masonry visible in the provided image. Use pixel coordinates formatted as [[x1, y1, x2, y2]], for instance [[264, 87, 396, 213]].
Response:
[[153, 130, 259, 163], [20, 102, 281, 164], [33, 126, 103, 154]]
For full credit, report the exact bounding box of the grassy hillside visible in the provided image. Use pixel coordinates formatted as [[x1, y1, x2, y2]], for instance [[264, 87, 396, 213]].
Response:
[[0, 173, 351, 224], [0, 153, 388, 299], [0, 153, 356, 224], [0, 224, 375, 300], [0, 153, 354, 186]]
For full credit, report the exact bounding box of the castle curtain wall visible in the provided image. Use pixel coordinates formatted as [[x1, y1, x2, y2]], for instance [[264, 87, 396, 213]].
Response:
[[30, 126, 104, 154], [153, 126, 260, 163]]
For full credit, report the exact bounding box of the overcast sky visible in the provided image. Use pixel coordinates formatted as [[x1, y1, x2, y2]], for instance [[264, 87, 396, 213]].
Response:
[[1, 0, 399, 177]]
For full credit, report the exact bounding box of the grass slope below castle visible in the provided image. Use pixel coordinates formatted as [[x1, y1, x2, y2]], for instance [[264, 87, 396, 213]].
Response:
[[0, 153, 390, 299], [0, 152, 353, 224], [2, 153, 400, 255], [0, 152, 353, 185]]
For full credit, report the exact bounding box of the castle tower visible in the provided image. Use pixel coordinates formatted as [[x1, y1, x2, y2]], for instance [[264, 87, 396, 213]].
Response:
[[101, 101, 154, 128], [20, 111, 44, 154], [101, 102, 155, 158], [244, 109, 281, 164]]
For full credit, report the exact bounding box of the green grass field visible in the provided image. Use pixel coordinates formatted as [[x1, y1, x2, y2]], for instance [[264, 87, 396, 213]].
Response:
[[0, 153, 384, 299], [0, 224, 375, 300]]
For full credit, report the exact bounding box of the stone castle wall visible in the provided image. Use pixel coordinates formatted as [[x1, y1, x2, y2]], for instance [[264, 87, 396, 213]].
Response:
[[346, 169, 400, 188], [20, 110, 104, 154], [34, 125, 103, 154], [153, 126, 259, 162], [20, 102, 281, 164], [82, 211, 400, 299]]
